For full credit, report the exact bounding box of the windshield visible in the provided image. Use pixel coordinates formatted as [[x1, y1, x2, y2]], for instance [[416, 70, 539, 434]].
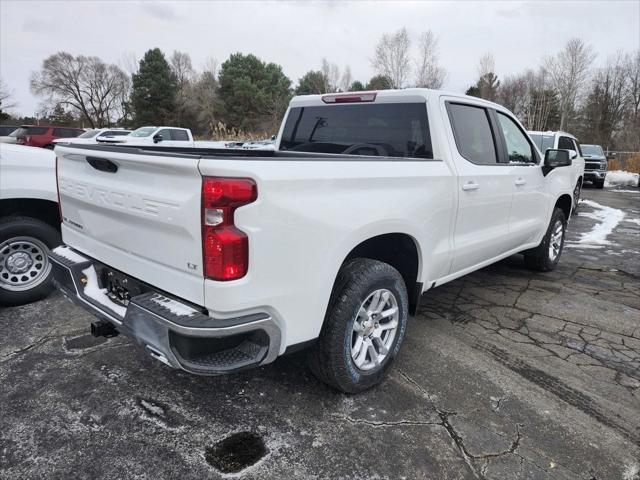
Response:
[[129, 127, 156, 138], [280, 103, 432, 158], [103, 130, 130, 136], [78, 129, 100, 139], [529, 134, 555, 152], [582, 145, 604, 156]]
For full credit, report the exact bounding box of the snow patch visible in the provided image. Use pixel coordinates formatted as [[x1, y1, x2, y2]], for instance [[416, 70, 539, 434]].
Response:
[[81, 266, 127, 318], [53, 246, 88, 263], [577, 200, 625, 245], [150, 295, 197, 317], [623, 462, 639, 480], [612, 189, 640, 194], [605, 170, 639, 188], [624, 218, 640, 226]]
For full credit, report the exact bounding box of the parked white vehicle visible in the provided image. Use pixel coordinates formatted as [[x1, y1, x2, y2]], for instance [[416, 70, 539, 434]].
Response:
[[118, 126, 195, 146], [50, 89, 576, 392], [528, 131, 585, 209], [0, 144, 61, 305], [53, 128, 132, 145]]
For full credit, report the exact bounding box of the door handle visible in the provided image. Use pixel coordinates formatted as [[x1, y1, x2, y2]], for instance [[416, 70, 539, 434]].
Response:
[[515, 178, 526, 186], [462, 181, 480, 191]]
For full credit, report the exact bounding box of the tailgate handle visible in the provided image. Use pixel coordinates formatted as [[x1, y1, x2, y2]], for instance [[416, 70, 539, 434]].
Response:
[[86, 156, 118, 173]]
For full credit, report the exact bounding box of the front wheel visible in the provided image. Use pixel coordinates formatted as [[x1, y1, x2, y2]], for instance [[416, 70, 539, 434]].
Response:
[[307, 258, 408, 393], [572, 181, 581, 213], [595, 179, 605, 189], [0, 216, 61, 306], [523, 208, 566, 272]]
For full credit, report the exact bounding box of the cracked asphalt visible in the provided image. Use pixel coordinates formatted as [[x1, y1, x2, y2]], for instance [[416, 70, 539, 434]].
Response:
[[1, 186, 639, 479]]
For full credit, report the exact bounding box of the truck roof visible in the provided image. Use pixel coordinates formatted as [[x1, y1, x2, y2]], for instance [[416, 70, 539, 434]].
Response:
[[528, 130, 578, 140], [289, 88, 507, 111]]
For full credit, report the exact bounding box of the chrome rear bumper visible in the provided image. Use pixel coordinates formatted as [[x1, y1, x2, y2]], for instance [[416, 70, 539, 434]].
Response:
[[49, 245, 281, 374]]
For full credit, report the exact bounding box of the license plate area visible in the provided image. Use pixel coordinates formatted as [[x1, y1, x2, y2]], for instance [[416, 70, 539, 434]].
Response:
[[98, 267, 148, 307]]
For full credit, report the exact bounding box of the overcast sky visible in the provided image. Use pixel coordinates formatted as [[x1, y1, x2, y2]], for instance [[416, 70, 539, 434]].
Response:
[[1, 0, 638, 116]]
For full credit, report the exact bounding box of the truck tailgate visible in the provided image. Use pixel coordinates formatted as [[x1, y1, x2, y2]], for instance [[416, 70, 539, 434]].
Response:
[[56, 145, 204, 305]]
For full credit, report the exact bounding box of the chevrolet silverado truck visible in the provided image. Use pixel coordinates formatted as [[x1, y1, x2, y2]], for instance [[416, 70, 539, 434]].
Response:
[[0, 144, 61, 305], [528, 130, 585, 209], [49, 89, 576, 393], [581, 144, 608, 188]]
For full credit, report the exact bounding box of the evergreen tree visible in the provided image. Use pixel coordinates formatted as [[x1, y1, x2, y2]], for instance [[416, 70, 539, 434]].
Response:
[[130, 48, 178, 125]]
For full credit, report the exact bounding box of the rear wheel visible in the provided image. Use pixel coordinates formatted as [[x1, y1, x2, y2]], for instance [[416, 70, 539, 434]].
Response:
[[0, 217, 61, 306], [523, 208, 566, 272], [307, 258, 408, 393]]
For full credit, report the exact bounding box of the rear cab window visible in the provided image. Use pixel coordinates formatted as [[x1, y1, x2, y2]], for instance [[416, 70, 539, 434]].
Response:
[[280, 103, 432, 159]]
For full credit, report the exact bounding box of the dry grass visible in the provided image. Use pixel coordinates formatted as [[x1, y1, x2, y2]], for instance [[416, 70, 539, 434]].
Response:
[[206, 122, 268, 142], [608, 153, 640, 173]]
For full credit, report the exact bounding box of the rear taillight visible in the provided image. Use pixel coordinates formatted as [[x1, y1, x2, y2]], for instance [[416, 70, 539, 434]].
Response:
[[202, 177, 257, 281]]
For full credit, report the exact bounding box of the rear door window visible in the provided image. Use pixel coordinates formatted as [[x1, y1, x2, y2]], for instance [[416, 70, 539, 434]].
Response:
[[26, 127, 48, 135], [280, 103, 432, 159], [54, 128, 80, 138], [558, 136, 575, 150], [447, 103, 497, 165], [170, 129, 189, 141]]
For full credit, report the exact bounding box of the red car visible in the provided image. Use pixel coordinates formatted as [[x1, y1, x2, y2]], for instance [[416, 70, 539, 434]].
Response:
[[14, 125, 84, 149]]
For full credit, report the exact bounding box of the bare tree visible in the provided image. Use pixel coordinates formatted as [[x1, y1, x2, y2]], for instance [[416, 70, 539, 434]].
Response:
[[321, 58, 340, 92], [170, 51, 195, 87], [415, 30, 446, 89], [477, 53, 496, 78], [545, 38, 596, 130], [0, 78, 17, 112], [625, 49, 640, 122], [30, 52, 129, 127], [340, 65, 353, 92], [203, 56, 219, 79], [372, 27, 411, 88], [119, 51, 139, 76]]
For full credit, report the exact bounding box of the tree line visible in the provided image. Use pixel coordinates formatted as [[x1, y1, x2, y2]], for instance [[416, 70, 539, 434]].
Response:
[[1, 29, 637, 150]]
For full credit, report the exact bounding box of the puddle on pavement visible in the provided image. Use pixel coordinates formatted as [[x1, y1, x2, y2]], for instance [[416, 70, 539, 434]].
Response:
[[64, 334, 107, 350], [205, 432, 267, 473]]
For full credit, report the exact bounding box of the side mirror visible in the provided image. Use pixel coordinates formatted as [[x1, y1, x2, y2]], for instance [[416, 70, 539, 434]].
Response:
[[544, 149, 572, 168], [153, 134, 163, 143], [567, 149, 578, 160], [607, 151, 616, 160]]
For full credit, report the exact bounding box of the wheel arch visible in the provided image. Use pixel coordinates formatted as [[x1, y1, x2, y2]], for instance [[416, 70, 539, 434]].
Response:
[[340, 232, 422, 315], [554, 194, 573, 220], [0, 198, 60, 231]]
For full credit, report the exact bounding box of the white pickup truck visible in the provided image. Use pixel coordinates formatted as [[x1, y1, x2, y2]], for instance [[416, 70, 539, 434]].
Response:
[[50, 89, 576, 393], [0, 144, 61, 305]]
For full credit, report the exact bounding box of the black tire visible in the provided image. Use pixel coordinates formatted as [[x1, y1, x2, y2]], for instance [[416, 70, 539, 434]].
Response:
[[307, 258, 408, 393], [0, 216, 61, 307], [572, 181, 581, 213], [595, 179, 605, 189], [523, 208, 566, 272]]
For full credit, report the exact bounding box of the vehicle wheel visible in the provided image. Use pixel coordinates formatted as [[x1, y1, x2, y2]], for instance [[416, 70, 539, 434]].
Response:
[[595, 179, 605, 189], [307, 258, 408, 393], [0, 216, 61, 307], [523, 208, 566, 272], [572, 181, 581, 213]]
